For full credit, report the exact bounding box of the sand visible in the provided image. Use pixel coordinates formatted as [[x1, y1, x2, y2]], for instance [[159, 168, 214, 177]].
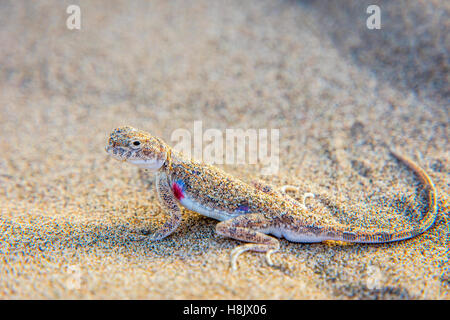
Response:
[[0, 0, 448, 299]]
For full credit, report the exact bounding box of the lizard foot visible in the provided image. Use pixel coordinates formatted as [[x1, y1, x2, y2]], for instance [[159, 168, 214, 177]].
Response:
[[230, 244, 280, 271], [279, 185, 314, 210], [280, 185, 315, 210], [216, 213, 280, 271]]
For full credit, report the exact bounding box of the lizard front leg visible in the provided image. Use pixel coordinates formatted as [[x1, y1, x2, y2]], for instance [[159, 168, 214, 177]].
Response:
[[216, 213, 280, 270], [142, 172, 182, 240]]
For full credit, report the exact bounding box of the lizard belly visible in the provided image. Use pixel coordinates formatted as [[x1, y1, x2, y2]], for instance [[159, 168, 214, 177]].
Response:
[[179, 195, 239, 221], [264, 227, 325, 243]]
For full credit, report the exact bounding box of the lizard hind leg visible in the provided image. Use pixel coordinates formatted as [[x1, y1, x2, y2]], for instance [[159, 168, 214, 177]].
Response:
[[251, 179, 296, 202], [252, 180, 295, 198], [215, 213, 280, 270], [252, 180, 314, 209]]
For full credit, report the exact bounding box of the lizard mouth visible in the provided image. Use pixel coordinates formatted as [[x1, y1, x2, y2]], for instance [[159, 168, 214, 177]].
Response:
[[105, 145, 164, 169], [127, 158, 165, 169], [105, 145, 133, 162]]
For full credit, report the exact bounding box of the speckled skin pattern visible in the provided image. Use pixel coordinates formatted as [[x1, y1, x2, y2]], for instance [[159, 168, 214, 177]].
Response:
[[106, 126, 437, 270]]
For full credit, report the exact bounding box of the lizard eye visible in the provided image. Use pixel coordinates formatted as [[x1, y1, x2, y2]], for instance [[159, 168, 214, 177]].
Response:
[[131, 140, 141, 148]]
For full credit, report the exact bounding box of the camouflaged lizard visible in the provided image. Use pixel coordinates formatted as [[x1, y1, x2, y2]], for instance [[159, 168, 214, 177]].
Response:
[[105, 126, 437, 270]]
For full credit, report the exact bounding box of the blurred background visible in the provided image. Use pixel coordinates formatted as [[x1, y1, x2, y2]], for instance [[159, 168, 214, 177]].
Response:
[[0, 0, 448, 299]]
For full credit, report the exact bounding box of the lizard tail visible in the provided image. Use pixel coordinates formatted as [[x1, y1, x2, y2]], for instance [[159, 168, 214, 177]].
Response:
[[330, 150, 437, 244]]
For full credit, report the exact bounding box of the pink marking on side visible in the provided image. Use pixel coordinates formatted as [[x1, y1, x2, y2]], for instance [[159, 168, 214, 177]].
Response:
[[172, 182, 184, 200]]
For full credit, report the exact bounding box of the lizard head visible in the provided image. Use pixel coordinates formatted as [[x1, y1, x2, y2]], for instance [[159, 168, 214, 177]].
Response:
[[105, 126, 168, 170]]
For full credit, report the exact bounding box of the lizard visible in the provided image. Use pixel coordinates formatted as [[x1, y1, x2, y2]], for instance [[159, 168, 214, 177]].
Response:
[[105, 126, 437, 270]]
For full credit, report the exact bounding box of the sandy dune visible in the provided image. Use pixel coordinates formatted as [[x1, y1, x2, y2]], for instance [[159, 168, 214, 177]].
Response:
[[0, 0, 448, 299]]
